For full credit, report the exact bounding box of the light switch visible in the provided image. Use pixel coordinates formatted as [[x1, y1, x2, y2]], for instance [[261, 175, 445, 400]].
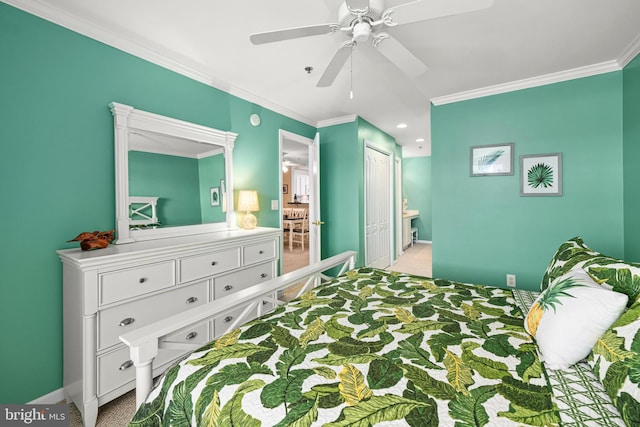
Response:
[[271, 200, 278, 210]]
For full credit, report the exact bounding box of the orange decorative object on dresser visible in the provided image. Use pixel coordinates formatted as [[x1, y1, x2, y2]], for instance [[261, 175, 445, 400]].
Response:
[[67, 230, 115, 251]]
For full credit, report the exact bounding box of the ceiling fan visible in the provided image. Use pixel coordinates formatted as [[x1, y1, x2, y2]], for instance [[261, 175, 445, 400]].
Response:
[[250, 0, 494, 87]]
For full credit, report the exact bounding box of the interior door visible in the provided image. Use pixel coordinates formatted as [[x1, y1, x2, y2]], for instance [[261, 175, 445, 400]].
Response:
[[279, 130, 321, 272], [365, 144, 391, 269], [308, 132, 321, 264]]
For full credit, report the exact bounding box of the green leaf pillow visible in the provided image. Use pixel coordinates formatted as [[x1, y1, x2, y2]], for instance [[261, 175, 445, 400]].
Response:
[[526, 270, 627, 370], [588, 299, 640, 426], [541, 237, 640, 307]]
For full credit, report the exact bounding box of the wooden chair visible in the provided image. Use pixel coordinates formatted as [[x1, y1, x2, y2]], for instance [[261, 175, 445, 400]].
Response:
[[290, 210, 309, 250]]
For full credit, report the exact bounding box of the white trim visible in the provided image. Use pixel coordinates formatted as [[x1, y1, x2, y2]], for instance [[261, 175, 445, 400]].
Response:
[[431, 60, 621, 106], [3, 0, 316, 128], [618, 34, 640, 68], [8, 0, 640, 120], [317, 115, 357, 128], [29, 388, 65, 404], [416, 240, 432, 244]]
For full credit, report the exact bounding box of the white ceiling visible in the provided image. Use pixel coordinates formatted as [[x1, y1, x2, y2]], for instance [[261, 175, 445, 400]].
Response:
[[8, 0, 640, 157]]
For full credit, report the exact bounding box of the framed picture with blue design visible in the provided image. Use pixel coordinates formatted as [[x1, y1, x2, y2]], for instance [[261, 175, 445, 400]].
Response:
[[520, 153, 562, 196], [470, 143, 514, 176]]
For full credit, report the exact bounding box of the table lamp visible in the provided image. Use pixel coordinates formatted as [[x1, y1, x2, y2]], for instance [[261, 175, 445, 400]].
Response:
[[238, 190, 259, 229]]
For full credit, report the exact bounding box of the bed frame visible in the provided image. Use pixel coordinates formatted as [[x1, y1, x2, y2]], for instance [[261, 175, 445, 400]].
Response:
[[120, 250, 357, 407]]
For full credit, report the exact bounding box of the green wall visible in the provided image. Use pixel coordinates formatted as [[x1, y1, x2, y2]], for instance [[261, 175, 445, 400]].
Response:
[[0, 3, 315, 403], [623, 54, 640, 261], [319, 121, 362, 265], [402, 156, 432, 241], [431, 72, 624, 291], [129, 151, 202, 226], [319, 118, 401, 266]]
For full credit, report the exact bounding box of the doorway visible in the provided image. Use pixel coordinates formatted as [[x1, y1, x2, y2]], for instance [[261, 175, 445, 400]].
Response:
[[364, 144, 392, 269], [279, 130, 321, 274]]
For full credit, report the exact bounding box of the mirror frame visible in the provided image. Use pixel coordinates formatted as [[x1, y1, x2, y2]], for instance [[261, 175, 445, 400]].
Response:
[[110, 102, 237, 244]]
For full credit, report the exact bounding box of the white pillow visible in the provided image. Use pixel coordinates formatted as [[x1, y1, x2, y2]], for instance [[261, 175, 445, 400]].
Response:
[[524, 269, 627, 370]]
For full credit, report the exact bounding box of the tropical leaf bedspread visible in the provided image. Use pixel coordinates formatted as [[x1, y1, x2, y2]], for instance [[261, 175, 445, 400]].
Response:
[[130, 268, 560, 426]]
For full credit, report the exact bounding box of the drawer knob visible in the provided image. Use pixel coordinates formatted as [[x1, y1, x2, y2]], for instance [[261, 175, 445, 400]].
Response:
[[119, 360, 133, 371], [186, 332, 198, 340], [139, 277, 147, 284], [119, 317, 135, 327], [259, 250, 264, 254], [186, 296, 198, 304], [211, 261, 217, 266], [224, 285, 233, 291], [260, 273, 268, 278], [224, 316, 233, 323]]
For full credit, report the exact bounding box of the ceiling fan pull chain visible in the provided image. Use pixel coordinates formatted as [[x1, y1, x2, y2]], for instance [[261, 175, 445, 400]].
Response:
[[350, 48, 354, 100]]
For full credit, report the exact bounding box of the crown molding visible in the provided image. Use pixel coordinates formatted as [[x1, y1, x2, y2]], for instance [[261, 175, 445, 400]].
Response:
[[317, 115, 358, 128], [431, 60, 621, 106], [618, 34, 640, 68], [227, 86, 316, 127], [4, 0, 317, 128]]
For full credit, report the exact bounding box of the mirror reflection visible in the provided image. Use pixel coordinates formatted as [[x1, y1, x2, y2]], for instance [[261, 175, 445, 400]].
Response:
[[128, 130, 226, 228]]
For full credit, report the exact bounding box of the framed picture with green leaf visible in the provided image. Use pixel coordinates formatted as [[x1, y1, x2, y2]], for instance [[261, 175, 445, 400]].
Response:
[[520, 153, 562, 196], [470, 143, 514, 176]]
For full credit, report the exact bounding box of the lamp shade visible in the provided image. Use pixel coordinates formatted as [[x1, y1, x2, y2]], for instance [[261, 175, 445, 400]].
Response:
[[237, 190, 259, 212]]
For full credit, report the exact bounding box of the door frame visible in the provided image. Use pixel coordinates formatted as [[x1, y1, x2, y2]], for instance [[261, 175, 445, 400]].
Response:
[[278, 130, 319, 273], [363, 142, 394, 268], [395, 157, 403, 259]]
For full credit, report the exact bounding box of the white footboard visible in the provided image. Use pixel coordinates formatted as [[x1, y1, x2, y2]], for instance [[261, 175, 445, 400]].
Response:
[[120, 251, 357, 407]]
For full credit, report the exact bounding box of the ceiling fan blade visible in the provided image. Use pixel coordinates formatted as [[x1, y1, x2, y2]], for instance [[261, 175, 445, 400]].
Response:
[[374, 34, 427, 78], [389, 0, 494, 26], [250, 24, 338, 45], [317, 42, 354, 87], [344, 0, 370, 10]]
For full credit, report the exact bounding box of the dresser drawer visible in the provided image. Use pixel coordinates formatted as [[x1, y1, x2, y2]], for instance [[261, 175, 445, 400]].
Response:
[[213, 262, 274, 299], [179, 247, 241, 283], [98, 281, 208, 350], [243, 239, 277, 266], [214, 301, 274, 338], [99, 261, 175, 306], [162, 321, 211, 347]]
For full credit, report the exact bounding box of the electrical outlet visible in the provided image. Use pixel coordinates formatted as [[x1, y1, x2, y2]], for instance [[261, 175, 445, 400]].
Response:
[[271, 200, 278, 210], [506, 274, 516, 288]]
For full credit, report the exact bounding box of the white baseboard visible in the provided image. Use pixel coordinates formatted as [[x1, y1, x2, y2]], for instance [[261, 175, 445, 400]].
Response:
[[416, 240, 432, 244], [29, 388, 65, 404]]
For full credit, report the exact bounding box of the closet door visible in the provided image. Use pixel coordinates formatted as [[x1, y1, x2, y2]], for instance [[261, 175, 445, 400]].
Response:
[[365, 145, 391, 269]]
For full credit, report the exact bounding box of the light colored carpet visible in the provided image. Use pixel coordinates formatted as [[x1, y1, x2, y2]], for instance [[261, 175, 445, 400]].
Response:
[[387, 242, 432, 277], [67, 243, 431, 426], [68, 390, 135, 427], [283, 243, 310, 274]]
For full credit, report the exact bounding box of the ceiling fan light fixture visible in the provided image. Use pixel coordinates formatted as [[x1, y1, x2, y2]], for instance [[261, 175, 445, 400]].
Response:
[[352, 22, 371, 43]]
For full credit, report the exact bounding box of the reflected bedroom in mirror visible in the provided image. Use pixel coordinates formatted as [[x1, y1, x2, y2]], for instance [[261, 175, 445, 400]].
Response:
[[110, 102, 237, 244], [128, 131, 226, 228]]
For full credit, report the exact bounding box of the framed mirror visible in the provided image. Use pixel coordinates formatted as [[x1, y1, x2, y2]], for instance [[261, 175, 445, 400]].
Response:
[[110, 102, 237, 244]]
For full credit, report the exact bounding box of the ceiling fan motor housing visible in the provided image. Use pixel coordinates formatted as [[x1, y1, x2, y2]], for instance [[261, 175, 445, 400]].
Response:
[[339, 0, 386, 28]]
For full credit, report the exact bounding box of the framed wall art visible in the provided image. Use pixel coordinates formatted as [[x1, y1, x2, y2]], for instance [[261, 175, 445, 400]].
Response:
[[520, 153, 562, 196], [210, 186, 220, 206], [470, 143, 514, 176]]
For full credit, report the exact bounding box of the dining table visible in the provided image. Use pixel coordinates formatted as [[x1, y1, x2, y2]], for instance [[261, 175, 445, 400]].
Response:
[[283, 216, 305, 252]]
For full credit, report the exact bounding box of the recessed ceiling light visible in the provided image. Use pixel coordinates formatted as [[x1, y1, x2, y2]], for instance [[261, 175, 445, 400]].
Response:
[[396, 123, 407, 129], [416, 138, 424, 142]]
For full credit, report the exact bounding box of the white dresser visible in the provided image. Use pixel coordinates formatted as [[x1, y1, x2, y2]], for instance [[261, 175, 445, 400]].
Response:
[[57, 227, 280, 427]]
